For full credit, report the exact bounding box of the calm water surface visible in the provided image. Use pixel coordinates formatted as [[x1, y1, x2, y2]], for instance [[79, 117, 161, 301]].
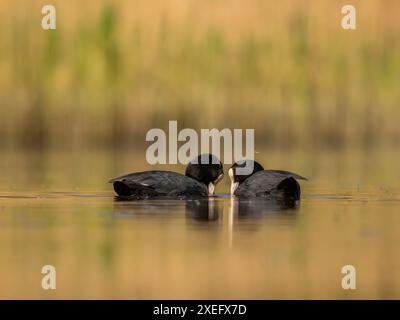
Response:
[[0, 149, 399, 299]]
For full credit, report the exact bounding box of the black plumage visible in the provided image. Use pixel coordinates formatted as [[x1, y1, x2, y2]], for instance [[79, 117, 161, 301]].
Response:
[[229, 160, 307, 200], [110, 171, 208, 198], [109, 154, 223, 199]]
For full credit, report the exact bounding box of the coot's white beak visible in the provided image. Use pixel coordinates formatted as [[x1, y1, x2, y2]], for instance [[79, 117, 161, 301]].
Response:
[[228, 168, 239, 195], [208, 173, 224, 195], [230, 182, 239, 195], [208, 183, 216, 195]]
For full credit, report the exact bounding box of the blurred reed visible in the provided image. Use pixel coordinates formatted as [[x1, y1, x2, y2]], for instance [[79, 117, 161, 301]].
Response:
[[0, 0, 399, 150]]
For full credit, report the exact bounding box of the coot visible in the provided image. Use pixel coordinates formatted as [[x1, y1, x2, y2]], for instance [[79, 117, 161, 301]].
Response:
[[110, 154, 224, 199], [228, 160, 307, 200]]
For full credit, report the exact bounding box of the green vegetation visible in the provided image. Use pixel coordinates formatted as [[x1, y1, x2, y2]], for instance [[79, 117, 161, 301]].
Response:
[[0, 0, 399, 149]]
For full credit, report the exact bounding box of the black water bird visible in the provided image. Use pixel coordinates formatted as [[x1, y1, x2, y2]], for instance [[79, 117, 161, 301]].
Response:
[[110, 154, 224, 199], [228, 160, 307, 200]]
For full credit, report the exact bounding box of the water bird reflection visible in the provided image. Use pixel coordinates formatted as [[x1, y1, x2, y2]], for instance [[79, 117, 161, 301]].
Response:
[[112, 196, 224, 222], [230, 198, 299, 221], [112, 196, 298, 223], [185, 198, 223, 221]]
